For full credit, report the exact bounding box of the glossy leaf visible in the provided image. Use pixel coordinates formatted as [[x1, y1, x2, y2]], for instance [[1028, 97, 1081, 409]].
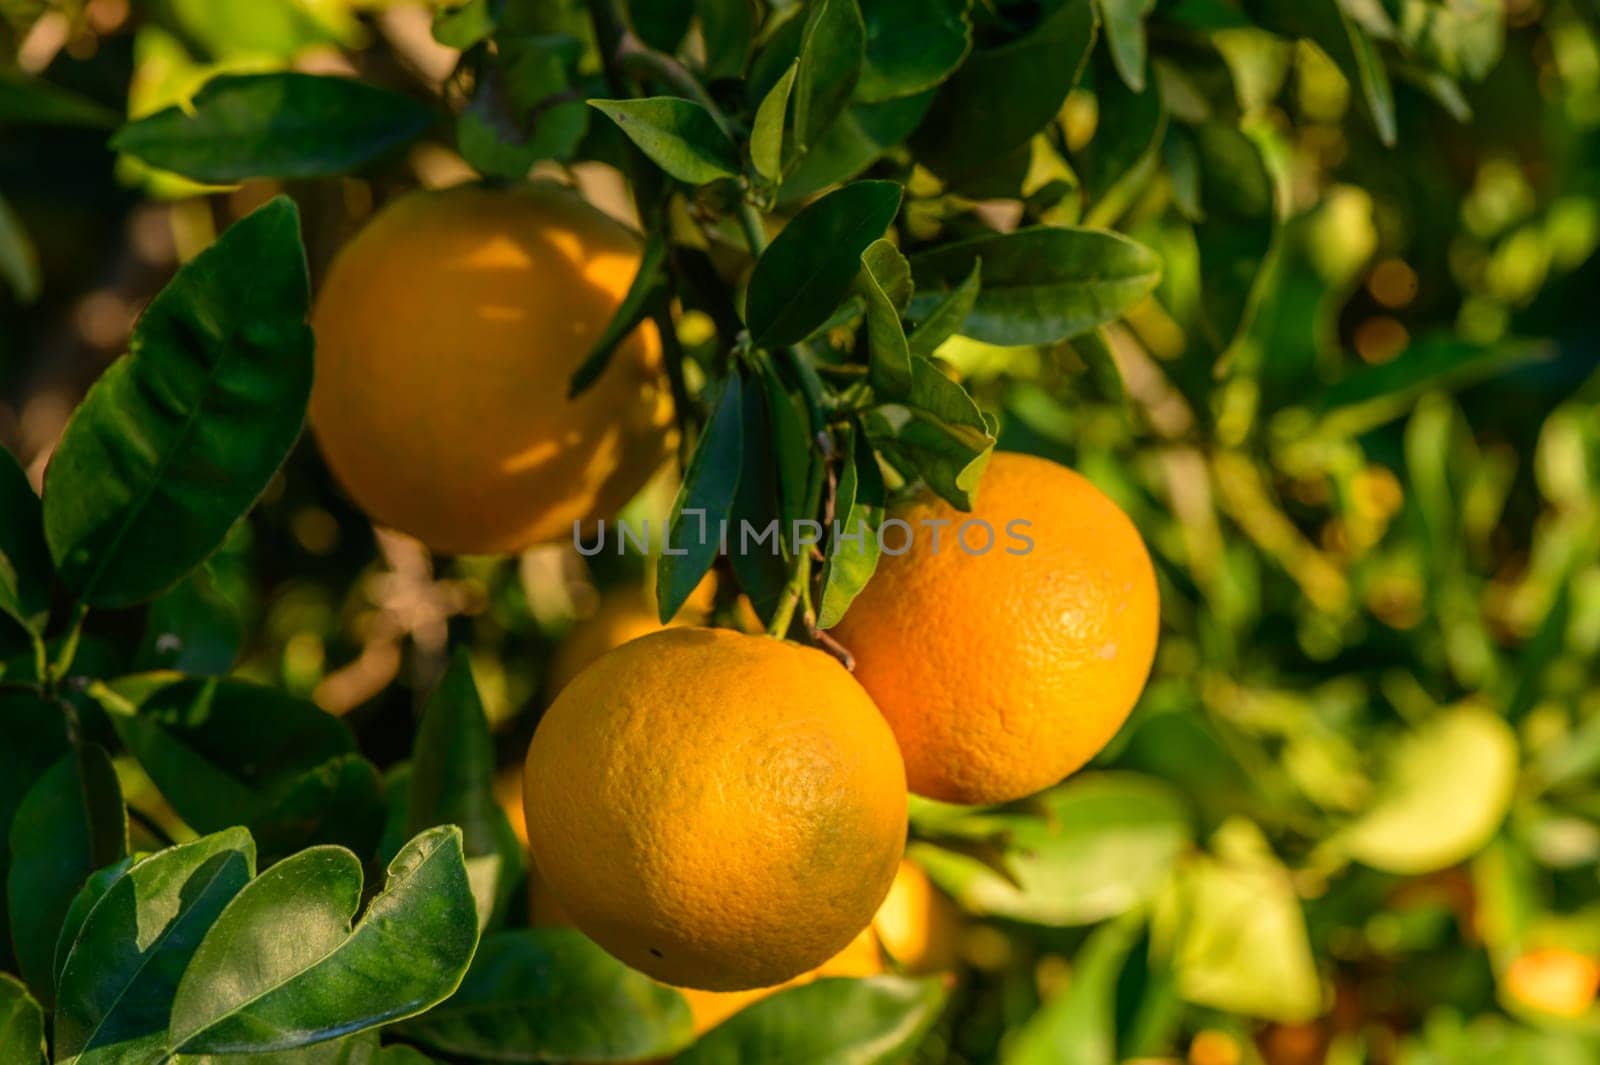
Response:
[[906, 259, 980, 360], [589, 98, 740, 184], [854, 239, 913, 398], [0, 691, 70, 976], [727, 376, 793, 624], [96, 675, 354, 833], [7, 745, 126, 1007], [680, 976, 945, 1065], [658, 375, 744, 622], [169, 827, 480, 1054], [249, 755, 385, 863], [818, 428, 886, 629], [0, 446, 49, 633], [793, 0, 865, 152], [753, 355, 813, 535], [408, 649, 524, 930], [42, 196, 312, 609], [0, 974, 43, 1065], [780, 92, 933, 203], [53, 829, 255, 1065], [1338, 707, 1518, 875], [864, 357, 995, 510], [857, 0, 970, 102], [569, 234, 667, 397], [745, 181, 903, 349], [399, 928, 693, 1062], [113, 73, 433, 181], [911, 0, 1096, 181], [909, 227, 1162, 346], [750, 62, 797, 182], [1096, 0, 1157, 91], [915, 774, 1190, 926], [52, 857, 133, 989]]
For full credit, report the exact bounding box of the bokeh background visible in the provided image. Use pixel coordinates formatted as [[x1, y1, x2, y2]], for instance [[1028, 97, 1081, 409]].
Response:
[[5, 1, 1600, 1063]]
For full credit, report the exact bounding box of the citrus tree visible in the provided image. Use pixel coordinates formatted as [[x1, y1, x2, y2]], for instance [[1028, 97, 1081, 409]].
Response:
[[4, 0, 1600, 1063]]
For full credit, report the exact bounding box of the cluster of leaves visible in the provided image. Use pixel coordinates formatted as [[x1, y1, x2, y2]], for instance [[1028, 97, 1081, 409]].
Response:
[[3, 0, 1600, 1063]]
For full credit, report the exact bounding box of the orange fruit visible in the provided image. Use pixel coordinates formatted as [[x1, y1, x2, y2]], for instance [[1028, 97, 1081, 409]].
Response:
[[1506, 947, 1600, 1017], [524, 627, 907, 990], [830, 451, 1159, 805], [874, 858, 960, 973], [310, 182, 674, 555]]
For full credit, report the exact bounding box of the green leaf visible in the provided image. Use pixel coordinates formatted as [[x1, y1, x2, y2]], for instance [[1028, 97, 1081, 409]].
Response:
[[857, 0, 970, 102], [7, 745, 126, 1008], [793, 0, 865, 152], [779, 92, 933, 203], [1187, 122, 1276, 351], [915, 774, 1190, 926], [53, 829, 255, 1065], [170, 827, 481, 1054], [817, 428, 885, 629], [432, 0, 501, 48], [0, 973, 44, 1065], [1392, 0, 1503, 81], [568, 233, 667, 397], [457, 35, 589, 178], [911, 0, 1097, 181], [134, 566, 244, 674], [0, 692, 70, 975], [863, 358, 994, 510], [1249, 0, 1396, 145], [727, 377, 793, 624], [408, 649, 524, 931], [1076, 57, 1166, 226], [52, 857, 133, 989], [752, 355, 813, 536], [750, 62, 797, 182], [696, 0, 753, 79], [113, 73, 434, 182], [95, 675, 354, 835], [1002, 912, 1144, 1065], [906, 259, 980, 360], [746, 180, 903, 349], [0, 446, 49, 633], [854, 239, 914, 399], [1152, 850, 1320, 1022], [0, 191, 41, 305], [249, 755, 385, 864], [909, 227, 1162, 346], [0, 73, 118, 128], [1095, 0, 1157, 91], [42, 196, 312, 609], [675, 976, 947, 1065], [588, 98, 741, 184], [658, 375, 744, 622], [398, 928, 693, 1063], [1337, 707, 1518, 875]]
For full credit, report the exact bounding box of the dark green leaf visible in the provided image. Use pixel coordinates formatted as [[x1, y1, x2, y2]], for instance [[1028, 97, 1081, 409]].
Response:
[[52, 858, 133, 989], [42, 197, 312, 609], [1076, 58, 1166, 226], [1246, 0, 1396, 145], [170, 828, 480, 1054], [863, 358, 995, 510], [857, 0, 970, 102], [906, 258, 980, 360], [793, 0, 865, 152], [589, 98, 740, 184], [0, 446, 49, 633], [113, 73, 433, 182], [727, 380, 792, 624], [779, 92, 933, 203], [0, 691, 70, 975], [911, 1, 1096, 181], [457, 36, 589, 178], [658, 376, 744, 622], [0, 191, 41, 305], [134, 567, 243, 674], [675, 976, 947, 1065], [7, 745, 126, 1008], [249, 755, 385, 863], [1096, 0, 1157, 91], [753, 355, 813, 536], [696, 0, 754, 79], [408, 649, 524, 930], [910, 227, 1162, 345], [53, 829, 254, 1065], [1317, 336, 1551, 419], [1189, 122, 1276, 350], [0, 973, 43, 1065], [569, 234, 667, 397], [633, 0, 693, 53], [818, 428, 885, 629], [1004, 912, 1143, 1065], [746, 180, 903, 349], [854, 240, 913, 399], [0, 73, 118, 128], [750, 62, 797, 182], [1070, 329, 1126, 405], [399, 928, 693, 1063], [95, 675, 354, 834]]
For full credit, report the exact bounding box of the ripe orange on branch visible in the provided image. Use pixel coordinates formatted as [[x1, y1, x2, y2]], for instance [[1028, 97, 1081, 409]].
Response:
[[524, 627, 908, 991], [831, 451, 1160, 806], [310, 183, 674, 555]]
